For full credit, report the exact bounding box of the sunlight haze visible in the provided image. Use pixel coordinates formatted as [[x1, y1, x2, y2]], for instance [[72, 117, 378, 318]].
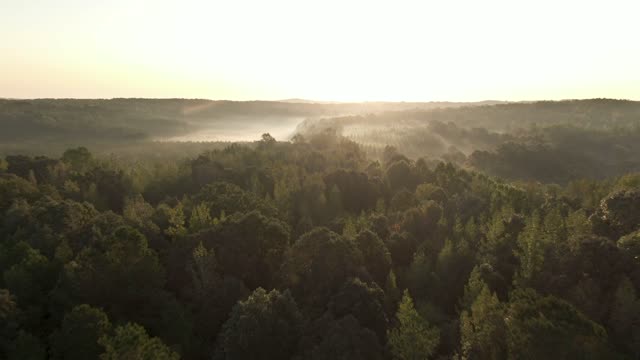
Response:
[[2, 0, 639, 101]]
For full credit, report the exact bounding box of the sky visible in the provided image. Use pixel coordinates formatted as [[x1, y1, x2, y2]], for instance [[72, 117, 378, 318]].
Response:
[[1, 0, 639, 102]]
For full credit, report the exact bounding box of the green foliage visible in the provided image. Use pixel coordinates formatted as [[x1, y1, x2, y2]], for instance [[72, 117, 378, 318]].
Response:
[[189, 241, 218, 299], [194, 181, 278, 219], [324, 169, 379, 213], [505, 289, 610, 359], [280, 227, 364, 311], [7, 331, 46, 360], [0, 174, 39, 212], [64, 226, 167, 329], [391, 189, 417, 212], [566, 209, 592, 247], [618, 230, 640, 259], [123, 194, 156, 230], [164, 203, 187, 238], [399, 201, 442, 240], [194, 210, 290, 289], [50, 304, 112, 360], [329, 278, 389, 341], [2, 242, 57, 330], [215, 288, 303, 360], [342, 217, 358, 239], [188, 202, 214, 233], [407, 250, 433, 301], [388, 290, 439, 360], [0, 289, 20, 358], [306, 315, 384, 360], [433, 238, 475, 312], [415, 183, 447, 204], [387, 160, 417, 192], [459, 265, 487, 311], [459, 285, 506, 360], [3, 115, 640, 360], [355, 230, 392, 286], [385, 270, 401, 312], [592, 189, 640, 239], [514, 211, 545, 285], [99, 323, 178, 360], [543, 206, 567, 243], [62, 147, 92, 173], [386, 231, 418, 267], [608, 277, 640, 356]]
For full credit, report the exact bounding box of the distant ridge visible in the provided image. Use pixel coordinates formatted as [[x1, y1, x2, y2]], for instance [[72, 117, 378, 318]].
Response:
[[278, 98, 342, 104], [277, 98, 513, 106]]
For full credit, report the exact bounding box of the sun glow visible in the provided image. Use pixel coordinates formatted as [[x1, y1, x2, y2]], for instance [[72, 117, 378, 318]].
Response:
[[1, 0, 639, 101]]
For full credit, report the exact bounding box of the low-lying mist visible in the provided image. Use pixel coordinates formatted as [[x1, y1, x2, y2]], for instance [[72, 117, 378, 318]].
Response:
[[156, 116, 307, 142], [3, 98, 640, 184]]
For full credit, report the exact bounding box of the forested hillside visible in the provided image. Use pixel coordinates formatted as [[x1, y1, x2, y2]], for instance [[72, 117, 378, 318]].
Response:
[[0, 99, 482, 155], [4, 98, 640, 185], [2, 129, 640, 359], [299, 99, 640, 183]]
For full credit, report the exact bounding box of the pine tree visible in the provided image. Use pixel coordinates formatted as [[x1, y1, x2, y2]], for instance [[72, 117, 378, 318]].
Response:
[[566, 209, 591, 249], [483, 212, 506, 252], [459, 285, 505, 360], [453, 216, 464, 241], [514, 211, 544, 286], [189, 202, 213, 233], [190, 241, 219, 299], [388, 290, 439, 360], [542, 206, 566, 244], [459, 265, 487, 311], [165, 203, 186, 238], [385, 269, 401, 312]]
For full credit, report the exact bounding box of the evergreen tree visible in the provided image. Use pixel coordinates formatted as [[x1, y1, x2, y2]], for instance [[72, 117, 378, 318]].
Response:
[[165, 203, 187, 239], [188, 202, 213, 233], [514, 211, 544, 286], [388, 289, 439, 360], [459, 265, 487, 311], [459, 285, 506, 360]]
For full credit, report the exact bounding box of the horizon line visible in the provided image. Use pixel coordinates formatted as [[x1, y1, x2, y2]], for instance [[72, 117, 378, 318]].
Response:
[[1, 97, 638, 104]]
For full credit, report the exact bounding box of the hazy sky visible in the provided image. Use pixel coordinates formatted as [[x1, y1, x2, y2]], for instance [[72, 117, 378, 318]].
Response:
[[1, 0, 639, 101]]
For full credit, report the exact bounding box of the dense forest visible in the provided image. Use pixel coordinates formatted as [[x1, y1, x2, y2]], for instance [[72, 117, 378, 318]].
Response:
[[2, 99, 640, 359]]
